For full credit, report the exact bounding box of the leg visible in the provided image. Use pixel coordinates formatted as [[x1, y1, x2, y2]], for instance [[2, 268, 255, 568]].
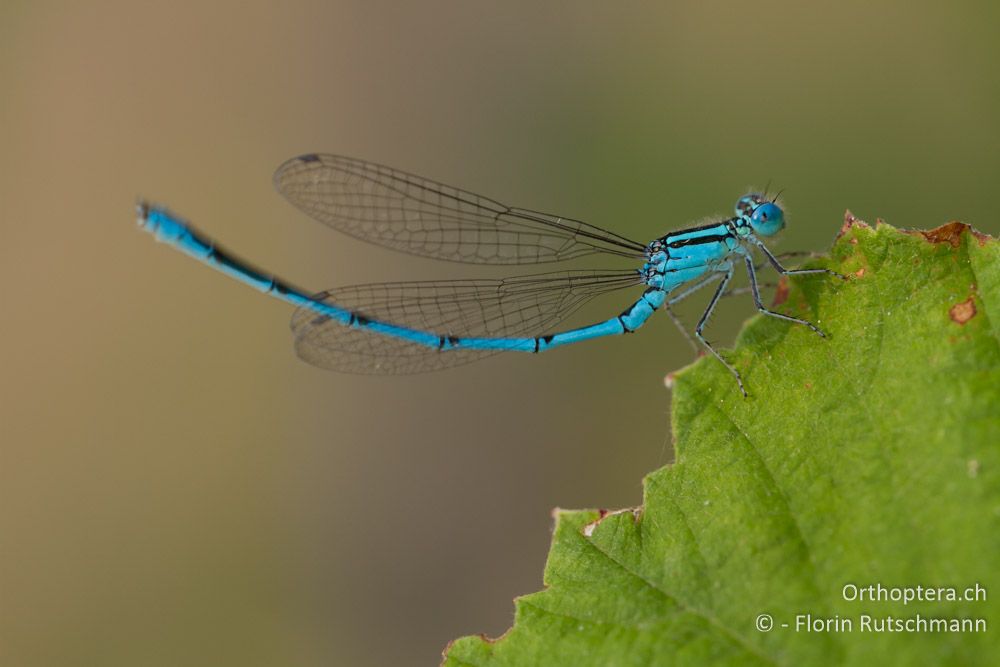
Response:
[[755, 240, 847, 280], [665, 275, 777, 353], [693, 266, 748, 397], [663, 273, 724, 353], [665, 307, 699, 354], [744, 256, 826, 337], [767, 250, 818, 263], [721, 285, 770, 298]]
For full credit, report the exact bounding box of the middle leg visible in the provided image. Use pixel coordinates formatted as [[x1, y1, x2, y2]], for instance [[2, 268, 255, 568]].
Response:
[[692, 266, 748, 397]]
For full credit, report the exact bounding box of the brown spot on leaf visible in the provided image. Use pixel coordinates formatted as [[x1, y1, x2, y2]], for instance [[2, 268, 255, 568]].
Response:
[[468, 627, 513, 646], [838, 210, 870, 239], [910, 221, 993, 248], [583, 506, 642, 537], [921, 221, 970, 248], [772, 276, 790, 307], [949, 296, 977, 325]]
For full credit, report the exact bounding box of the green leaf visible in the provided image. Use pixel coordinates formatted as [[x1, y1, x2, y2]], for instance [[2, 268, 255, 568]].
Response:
[[443, 217, 1000, 667]]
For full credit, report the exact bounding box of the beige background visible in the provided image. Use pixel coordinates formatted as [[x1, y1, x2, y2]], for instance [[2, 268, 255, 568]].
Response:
[[3, 2, 999, 665]]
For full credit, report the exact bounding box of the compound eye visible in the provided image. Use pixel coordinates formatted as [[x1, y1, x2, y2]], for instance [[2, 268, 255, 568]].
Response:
[[750, 202, 785, 236]]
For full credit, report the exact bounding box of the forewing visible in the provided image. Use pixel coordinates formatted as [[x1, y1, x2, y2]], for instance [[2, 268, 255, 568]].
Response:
[[273, 154, 647, 265]]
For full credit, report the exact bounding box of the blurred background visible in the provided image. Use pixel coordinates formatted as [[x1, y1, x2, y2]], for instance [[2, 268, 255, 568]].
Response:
[[2, 2, 999, 665]]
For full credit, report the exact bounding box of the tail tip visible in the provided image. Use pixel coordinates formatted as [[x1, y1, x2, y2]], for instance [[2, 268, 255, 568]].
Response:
[[136, 199, 152, 228]]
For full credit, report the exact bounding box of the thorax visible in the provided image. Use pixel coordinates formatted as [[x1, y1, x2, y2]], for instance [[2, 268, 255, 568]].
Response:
[[640, 218, 746, 289]]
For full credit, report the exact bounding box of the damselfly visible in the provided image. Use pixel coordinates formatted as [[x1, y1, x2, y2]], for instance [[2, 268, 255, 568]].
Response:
[[138, 154, 843, 396]]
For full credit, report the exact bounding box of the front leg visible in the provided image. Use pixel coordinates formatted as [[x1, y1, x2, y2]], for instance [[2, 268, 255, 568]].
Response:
[[755, 239, 847, 280]]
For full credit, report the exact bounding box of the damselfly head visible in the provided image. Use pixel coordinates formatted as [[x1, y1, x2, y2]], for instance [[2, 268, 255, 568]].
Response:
[[734, 193, 785, 236]]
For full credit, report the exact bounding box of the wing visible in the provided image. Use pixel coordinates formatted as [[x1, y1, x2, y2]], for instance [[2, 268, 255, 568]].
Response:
[[273, 154, 647, 265], [291, 269, 643, 374]]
